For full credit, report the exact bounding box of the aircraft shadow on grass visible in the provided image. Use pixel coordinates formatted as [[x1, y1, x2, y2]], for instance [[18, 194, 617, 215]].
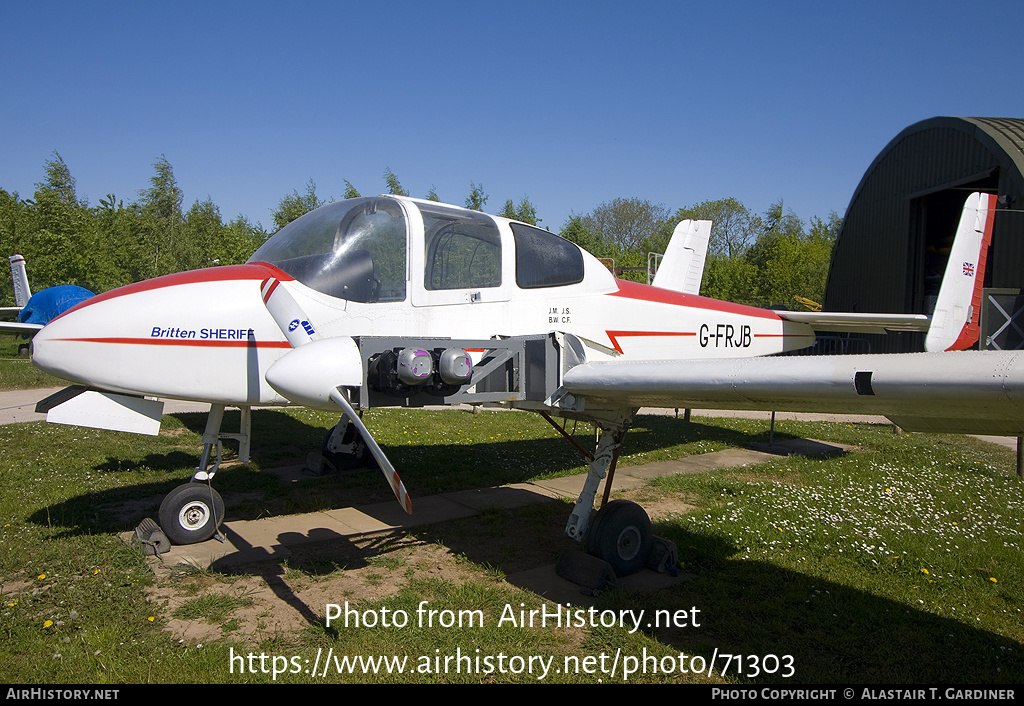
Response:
[[29, 410, 803, 538]]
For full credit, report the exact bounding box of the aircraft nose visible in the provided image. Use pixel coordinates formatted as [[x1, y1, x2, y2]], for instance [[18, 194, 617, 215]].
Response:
[[27, 263, 297, 401], [30, 305, 91, 384]]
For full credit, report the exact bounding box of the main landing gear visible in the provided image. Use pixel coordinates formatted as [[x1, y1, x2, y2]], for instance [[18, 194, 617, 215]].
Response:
[[552, 411, 662, 578]]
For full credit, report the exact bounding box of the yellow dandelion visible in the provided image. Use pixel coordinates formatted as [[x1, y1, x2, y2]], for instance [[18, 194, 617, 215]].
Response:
[[43, 620, 53, 628], [92, 569, 99, 575], [921, 568, 930, 575], [8, 601, 17, 607], [990, 577, 998, 583], [147, 616, 155, 622], [37, 573, 46, 580]]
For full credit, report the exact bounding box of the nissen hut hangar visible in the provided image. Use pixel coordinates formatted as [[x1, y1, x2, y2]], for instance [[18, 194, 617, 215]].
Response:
[[822, 116, 1024, 353]]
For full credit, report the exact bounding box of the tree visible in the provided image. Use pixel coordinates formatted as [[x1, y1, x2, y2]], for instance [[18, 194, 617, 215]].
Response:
[[35, 151, 78, 205], [579, 197, 668, 251], [272, 179, 324, 230], [342, 180, 361, 199], [425, 185, 440, 202], [560, 213, 620, 261], [139, 155, 183, 223], [658, 197, 760, 258], [465, 182, 488, 211], [499, 195, 539, 225], [383, 168, 409, 196]]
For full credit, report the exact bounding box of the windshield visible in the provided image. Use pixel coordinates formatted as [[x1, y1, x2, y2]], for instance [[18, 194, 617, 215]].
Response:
[[249, 196, 408, 302]]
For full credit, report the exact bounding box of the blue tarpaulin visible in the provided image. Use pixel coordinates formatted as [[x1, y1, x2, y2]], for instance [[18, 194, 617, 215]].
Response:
[[17, 285, 95, 325]]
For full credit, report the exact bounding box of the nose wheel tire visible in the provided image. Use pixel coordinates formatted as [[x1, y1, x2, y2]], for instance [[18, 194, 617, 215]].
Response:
[[585, 500, 653, 576], [158, 483, 224, 545]]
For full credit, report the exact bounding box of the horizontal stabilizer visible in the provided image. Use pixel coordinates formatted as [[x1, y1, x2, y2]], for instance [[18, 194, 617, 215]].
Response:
[[777, 311, 930, 334], [651, 220, 711, 295]]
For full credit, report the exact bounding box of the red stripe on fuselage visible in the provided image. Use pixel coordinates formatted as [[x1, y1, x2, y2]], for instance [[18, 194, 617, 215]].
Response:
[[607, 280, 783, 320], [51, 262, 294, 323], [47, 337, 292, 348], [605, 330, 695, 354]]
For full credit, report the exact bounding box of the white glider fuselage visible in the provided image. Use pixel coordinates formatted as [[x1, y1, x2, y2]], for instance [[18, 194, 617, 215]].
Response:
[[30, 195, 817, 409]]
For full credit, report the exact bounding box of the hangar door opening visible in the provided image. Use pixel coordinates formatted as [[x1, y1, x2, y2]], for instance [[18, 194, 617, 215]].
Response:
[[908, 173, 998, 315]]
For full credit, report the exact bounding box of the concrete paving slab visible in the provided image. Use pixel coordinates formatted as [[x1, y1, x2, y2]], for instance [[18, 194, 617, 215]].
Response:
[[440, 484, 559, 511], [506, 562, 692, 605], [748, 437, 857, 457]]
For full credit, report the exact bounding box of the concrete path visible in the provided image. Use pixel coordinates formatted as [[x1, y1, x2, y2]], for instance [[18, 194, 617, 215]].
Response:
[[0, 386, 211, 424]]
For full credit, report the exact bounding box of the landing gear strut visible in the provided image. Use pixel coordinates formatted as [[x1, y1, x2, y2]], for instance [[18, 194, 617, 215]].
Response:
[[557, 411, 655, 576]]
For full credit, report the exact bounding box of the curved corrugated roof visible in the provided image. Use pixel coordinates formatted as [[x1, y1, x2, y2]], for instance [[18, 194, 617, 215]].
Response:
[[824, 116, 1024, 352]]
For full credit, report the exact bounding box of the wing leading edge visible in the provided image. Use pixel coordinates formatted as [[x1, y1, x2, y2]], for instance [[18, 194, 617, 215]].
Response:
[[561, 350, 1024, 435]]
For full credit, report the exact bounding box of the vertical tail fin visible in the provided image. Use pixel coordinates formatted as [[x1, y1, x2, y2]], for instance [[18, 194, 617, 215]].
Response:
[[8, 255, 31, 308], [924, 192, 996, 352], [651, 220, 712, 295]]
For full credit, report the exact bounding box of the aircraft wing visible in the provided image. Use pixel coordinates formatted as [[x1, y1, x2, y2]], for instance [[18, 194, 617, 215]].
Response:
[[776, 311, 930, 334], [0, 321, 43, 336], [560, 350, 1024, 435]]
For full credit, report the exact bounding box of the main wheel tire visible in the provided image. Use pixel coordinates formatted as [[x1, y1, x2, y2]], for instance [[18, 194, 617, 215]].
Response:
[[585, 500, 653, 576], [158, 483, 224, 545]]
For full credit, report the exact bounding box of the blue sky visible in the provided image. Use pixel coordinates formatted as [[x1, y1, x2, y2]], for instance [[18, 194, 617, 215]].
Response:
[[3, 1, 1023, 233]]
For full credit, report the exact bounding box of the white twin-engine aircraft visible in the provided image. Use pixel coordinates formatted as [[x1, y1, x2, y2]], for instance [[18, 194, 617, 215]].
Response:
[[28, 191, 1024, 574]]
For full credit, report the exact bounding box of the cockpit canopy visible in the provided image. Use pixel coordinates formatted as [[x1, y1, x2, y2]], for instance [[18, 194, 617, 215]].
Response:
[[249, 196, 585, 302], [250, 197, 407, 302]]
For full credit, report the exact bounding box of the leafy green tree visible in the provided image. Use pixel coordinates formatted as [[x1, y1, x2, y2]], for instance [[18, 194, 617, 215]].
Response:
[[499, 195, 539, 225], [579, 197, 668, 251], [342, 180, 361, 199], [425, 186, 440, 202], [465, 182, 488, 211], [35, 152, 78, 205], [272, 179, 323, 230], [743, 202, 836, 306], [559, 214, 603, 254], [96, 193, 155, 284], [383, 168, 409, 196], [139, 155, 183, 223], [657, 197, 760, 258], [136, 155, 186, 275]]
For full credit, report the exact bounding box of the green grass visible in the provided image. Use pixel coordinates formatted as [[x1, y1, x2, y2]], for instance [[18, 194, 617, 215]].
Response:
[[0, 405, 1021, 683], [0, 338, 63, 390]]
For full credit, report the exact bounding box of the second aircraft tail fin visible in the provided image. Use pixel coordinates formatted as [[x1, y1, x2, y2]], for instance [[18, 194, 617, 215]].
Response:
[[8, 255, 31, 308], [651, 220, 712, 295]]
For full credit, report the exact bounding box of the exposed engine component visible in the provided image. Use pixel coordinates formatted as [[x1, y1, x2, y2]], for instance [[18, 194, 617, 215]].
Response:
[[368, 346, 473, 398]]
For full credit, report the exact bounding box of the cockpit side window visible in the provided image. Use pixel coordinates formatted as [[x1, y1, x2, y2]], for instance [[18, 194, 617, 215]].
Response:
[[248, 197, 408, 302], [511, 223, 584, 288], [420, 204, 502, 291]]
